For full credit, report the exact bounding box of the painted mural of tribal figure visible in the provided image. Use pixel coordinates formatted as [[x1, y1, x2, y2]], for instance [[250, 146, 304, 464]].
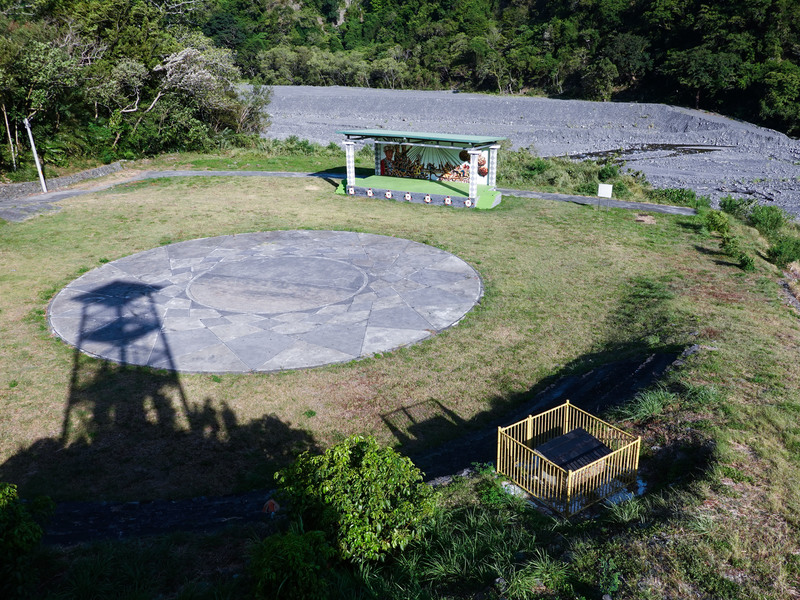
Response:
[[380, 145, 395, 175]]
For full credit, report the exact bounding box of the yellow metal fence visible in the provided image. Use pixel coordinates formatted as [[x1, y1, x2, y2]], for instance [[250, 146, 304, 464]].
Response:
[[496, 401, 640, 516]]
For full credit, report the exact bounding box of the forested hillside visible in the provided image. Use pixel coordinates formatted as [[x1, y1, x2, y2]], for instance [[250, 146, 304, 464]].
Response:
[[0, 0, 269, 179], [1, 0, 800, 180], [214, 0, 800, 135]]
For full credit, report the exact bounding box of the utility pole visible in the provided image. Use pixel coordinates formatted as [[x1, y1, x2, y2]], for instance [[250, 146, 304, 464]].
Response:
[[23, 117, 47, 193]]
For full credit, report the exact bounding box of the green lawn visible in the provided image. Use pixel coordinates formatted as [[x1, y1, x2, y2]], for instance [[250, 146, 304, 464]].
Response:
[[1, 175, 798, 598]]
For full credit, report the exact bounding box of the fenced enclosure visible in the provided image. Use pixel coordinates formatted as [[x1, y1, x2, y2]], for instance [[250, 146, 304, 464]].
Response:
[[497, 401, 640, 516]]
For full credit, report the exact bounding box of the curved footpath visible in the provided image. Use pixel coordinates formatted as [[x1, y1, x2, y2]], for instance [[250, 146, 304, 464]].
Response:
[[0, 168, 696, 223]]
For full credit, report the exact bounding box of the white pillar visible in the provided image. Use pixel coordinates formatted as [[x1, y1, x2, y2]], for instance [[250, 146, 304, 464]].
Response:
[[468, 149, 480, 202], [487, 144, 500, 188], [343, 140, 356, 188], [374, 143, 381, 175], [23, 118, 47, 193]]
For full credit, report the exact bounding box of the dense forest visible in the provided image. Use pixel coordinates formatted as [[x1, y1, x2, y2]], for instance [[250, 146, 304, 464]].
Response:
[[2, 0, 800, 179]]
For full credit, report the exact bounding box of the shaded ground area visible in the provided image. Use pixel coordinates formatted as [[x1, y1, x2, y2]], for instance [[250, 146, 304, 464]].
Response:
[[42, 351, 676, 545]]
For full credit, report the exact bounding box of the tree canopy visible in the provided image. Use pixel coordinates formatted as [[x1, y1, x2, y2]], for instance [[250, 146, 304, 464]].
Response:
[[2, 0, 800, 179], [0, 0, 268, 176]]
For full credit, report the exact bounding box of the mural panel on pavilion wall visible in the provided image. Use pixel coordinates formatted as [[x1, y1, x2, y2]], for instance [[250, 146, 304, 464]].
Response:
[[377, 144, 489, 184]]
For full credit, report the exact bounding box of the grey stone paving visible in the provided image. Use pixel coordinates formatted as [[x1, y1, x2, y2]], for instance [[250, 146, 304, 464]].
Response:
[[48, 231, 483, 373]]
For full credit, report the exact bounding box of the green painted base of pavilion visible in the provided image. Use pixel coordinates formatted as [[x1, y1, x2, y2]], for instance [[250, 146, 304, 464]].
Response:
[[335, 175, 502, 209]]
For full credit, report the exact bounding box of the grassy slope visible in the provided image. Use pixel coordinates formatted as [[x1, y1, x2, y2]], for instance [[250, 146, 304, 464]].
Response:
[[0, 175, 798, 597]]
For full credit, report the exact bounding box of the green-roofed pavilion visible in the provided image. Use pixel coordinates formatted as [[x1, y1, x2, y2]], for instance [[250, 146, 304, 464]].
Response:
[[338, 129, 505, 210], [338, 129, 505, 147]]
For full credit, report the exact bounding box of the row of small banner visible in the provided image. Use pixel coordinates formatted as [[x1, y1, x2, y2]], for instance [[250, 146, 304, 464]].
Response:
[[348, 186, 473, 207]]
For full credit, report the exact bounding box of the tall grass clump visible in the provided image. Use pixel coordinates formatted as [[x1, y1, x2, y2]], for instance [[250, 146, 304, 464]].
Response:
[[507, 549, 572, 598], [255, 136, 341, 157], [614, 385, 677, 422], [499, 149, 648, 200], [648, 188, 710, 209]]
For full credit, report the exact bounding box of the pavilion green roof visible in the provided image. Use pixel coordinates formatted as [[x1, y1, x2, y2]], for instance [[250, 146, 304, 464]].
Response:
[[338, 129, 505, 147]]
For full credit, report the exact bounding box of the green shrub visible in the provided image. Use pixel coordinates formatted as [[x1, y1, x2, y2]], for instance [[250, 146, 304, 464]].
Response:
[[576, 181, 598, 195], [1, 483, 51, 599], [738, 252, 756, 272], [767, 235, 800, 267], [613, 180, 630, 198], [598, 163, 619, 181], [599, 557, 622, 596], [649, 187, 697, 206], [749, 204, 787, 236], [719, 196, 754, 220], [720, 232, 741, 255], [276, 435, 436, 563], [703, 210, 731, 235], [473, 463, 523, 509], [249, 527, 335, 600]]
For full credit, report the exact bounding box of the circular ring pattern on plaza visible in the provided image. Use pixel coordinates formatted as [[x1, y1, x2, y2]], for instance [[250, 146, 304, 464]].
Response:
[[48, 230, 483, 373]]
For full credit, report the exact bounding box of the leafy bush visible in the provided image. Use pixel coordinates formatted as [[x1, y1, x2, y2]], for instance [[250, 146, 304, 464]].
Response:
[[749, 204, 787, 237], [576, 181, 598, 195], [276, 435, 436, 563], [249, 527, 335, 600], [613, 180, 630, 198], [1, 483, 51, 599], [719, 195, 755, 220], [648, 187, 697, 206], [703, 210, 731, 235], [738, 252, 756, 272], [717, 233, 756, 271], [598, 557, 622, 596], [598, 163, 619, 181], [720, 232, 741, 255], [767, 235, 800, 267]]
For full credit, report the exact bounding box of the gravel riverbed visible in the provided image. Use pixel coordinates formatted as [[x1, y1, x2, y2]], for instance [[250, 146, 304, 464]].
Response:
[[267, 85, 800, 216]]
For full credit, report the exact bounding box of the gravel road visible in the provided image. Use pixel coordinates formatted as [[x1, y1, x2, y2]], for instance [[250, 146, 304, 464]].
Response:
[[266, 85, 800, 216]]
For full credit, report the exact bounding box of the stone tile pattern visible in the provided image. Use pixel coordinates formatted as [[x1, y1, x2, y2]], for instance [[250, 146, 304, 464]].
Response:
[[48, 231, 483, 373]]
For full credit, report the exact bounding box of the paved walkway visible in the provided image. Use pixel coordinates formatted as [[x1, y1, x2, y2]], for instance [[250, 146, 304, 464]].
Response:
[[497, 188, 698, 216], [0, 169, 697, 222], [48, 230, 483, 373]]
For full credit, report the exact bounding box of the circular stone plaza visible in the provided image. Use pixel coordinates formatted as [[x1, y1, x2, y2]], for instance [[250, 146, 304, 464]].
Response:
[[48, 231, 482, 373]]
